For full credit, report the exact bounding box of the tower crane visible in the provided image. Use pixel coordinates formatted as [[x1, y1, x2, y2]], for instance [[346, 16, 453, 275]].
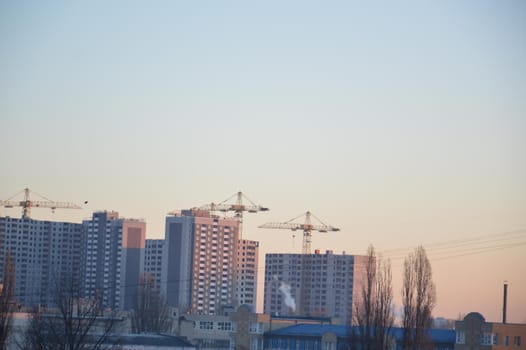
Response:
[[199, 191, 269, 239], [0, 188, 82, 219], [259, 211, 340, 255], [260, 211, 340, 317]]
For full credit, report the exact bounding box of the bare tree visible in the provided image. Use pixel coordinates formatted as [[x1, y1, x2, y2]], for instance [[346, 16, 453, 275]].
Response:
[[21, 273, 116, 350], [131, 274, 171, 333], [0, 251, 16, 350], [354, 245, 376, 350], [373, 256, 394, 349], [353, 245, 394, 350], [402, 246, 436, 350]]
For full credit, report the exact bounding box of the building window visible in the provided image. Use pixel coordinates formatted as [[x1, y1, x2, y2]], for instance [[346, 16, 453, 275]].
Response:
[[199, 321, 214, 330], [218, 321, 232, 331], [481, 332, 492, 345], [514, 336, 521, 346], [323, 342, 334, 350], [249, 322, 263, 334], [505, 335, 509, 346], [493, 333, 499, 345]]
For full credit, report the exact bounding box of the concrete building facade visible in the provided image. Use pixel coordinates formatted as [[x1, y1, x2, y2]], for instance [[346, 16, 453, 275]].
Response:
[[144, 238, 164, 290], [0, 216, 82, 307], [264, 251, 368, 324], [162, 214, 195, 312], [191, 213, 239, 315], [81, 211, 145, 310], [236, 239, 259, 308]]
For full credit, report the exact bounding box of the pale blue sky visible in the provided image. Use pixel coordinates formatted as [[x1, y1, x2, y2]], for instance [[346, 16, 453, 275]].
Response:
[[1, 1, 525, 321]]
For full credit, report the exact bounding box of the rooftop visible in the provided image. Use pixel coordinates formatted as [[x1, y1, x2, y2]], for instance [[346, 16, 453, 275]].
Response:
[[266, 324, 456, 344], [97, 333, 195, 347]]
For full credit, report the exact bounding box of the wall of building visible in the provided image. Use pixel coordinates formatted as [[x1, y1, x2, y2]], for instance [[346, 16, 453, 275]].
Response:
[[178, 313, 233, 350], [492, 323, 526, 349], [120, 220, 146, 310], [0, 217, 82, 308], [455, 312, 526, 349], [81, 211, 145, 310], [191, 215, 239, 315], [264, 251, 367, 324], [162, 214, 195, 312], [176, 305, 269, 350], [264, 253, 301, 317], [144, 239, 164, 290], [236, 239, 259, 309]]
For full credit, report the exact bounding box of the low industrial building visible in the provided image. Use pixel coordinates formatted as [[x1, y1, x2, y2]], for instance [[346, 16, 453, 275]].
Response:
[[263, 324, 455, 350], [175, 305, 336, 350], [176, 305, 269, 350], [455, 312, 526, 349]]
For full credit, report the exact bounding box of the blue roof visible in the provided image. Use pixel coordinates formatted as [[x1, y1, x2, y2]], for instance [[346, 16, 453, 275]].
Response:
[[271, 315, 332, 323], [389, 328, 456, 343], [267, 324, 455, 344], [269, 324, 351, 338], [94, 333, 195, 347]]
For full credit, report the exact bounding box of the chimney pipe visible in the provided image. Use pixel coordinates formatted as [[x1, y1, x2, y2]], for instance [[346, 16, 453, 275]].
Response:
[[503, 281, 508, 324]]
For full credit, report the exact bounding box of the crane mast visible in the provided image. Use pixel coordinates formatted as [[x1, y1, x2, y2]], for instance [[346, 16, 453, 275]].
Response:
[[199, 191, 269, 239], [1, 188, 82, 219]]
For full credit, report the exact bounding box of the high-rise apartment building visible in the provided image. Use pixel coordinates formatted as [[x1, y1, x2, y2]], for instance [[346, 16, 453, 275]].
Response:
[[191, 213, 239, 315], [144, 239, 164, 290], [81, 211, 145, 310], [162, 214, 195, 312], [264, 251, 368, 324], [162, 209, 246, 315], [0, 216, 82, 307], [236, 239, 259, 308]]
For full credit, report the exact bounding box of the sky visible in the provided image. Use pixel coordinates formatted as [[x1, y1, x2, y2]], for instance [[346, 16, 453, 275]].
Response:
[[1, 1, 525, 323]]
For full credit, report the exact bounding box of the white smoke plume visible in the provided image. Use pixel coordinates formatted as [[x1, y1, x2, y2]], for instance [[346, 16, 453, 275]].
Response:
[[278, 281, 296, 312]]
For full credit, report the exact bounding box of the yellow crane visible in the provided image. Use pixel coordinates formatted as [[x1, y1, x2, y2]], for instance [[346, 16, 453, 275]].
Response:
[[0, 188, 82, 219], [259, 211, 340, 255], [199, 191, 269, 238]]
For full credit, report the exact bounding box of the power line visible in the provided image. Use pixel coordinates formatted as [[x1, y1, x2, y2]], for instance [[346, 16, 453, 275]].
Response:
[[379, 229, 526, 261]]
